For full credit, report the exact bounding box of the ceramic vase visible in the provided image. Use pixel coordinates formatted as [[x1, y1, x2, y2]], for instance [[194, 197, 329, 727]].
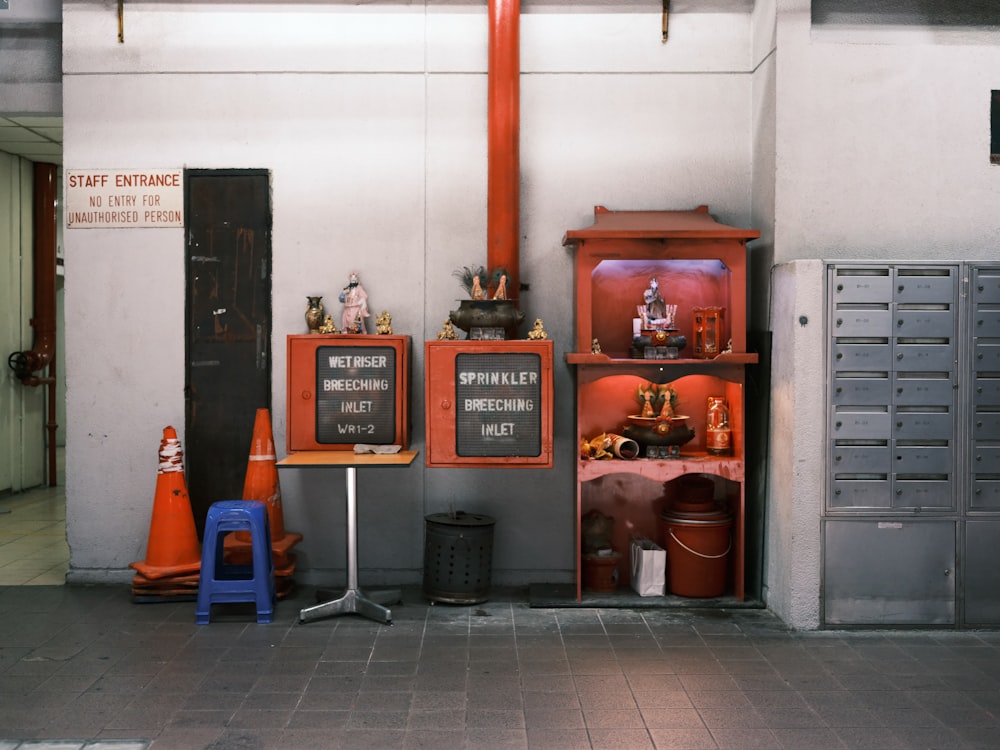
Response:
[[305, 296, 324, 334]]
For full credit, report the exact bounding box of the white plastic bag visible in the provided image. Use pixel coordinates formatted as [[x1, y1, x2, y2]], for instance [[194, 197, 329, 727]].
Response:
[[630, 538, 666, 597]]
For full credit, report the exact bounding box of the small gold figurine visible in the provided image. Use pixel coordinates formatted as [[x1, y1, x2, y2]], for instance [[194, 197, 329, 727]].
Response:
[[319, 314, 339, 334], [591, 337, 602, 354], [437, 319, 459, 340], [375, 311, 393, 335], [527, 318, 547, 340]]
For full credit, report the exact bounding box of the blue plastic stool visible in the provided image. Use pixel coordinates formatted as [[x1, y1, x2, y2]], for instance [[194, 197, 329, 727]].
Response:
[[196, 500, 275, 624]]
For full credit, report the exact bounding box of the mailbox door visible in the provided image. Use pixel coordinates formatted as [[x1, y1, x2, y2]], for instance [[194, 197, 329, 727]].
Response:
[[823, 519, 955, 626], [965, 520, 1000, 625]]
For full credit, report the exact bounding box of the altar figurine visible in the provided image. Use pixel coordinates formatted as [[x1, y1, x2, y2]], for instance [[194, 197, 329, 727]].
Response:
[[470, 275, 486, 300], [657, 384, 678, 419], [638, 385, 656, 418], [453, 265, 489, 299], [339, 272, 370, 333], [643, 277, 667, 323], [493, 274, 508, 300]]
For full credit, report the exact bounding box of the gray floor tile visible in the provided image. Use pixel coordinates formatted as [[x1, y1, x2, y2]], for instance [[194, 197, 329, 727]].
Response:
[[647, 726, 719, 749], [523, 728, 588, 749], [709, 727, 781, 749], [832, 725, 910, 749], [770, 727, 849, 749], [587, 727, 655, 749]]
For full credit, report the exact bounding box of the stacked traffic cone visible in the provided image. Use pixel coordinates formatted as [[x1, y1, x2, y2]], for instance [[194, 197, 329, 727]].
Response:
[[224, 408, 302, 598], [130, 426, 202, 601]]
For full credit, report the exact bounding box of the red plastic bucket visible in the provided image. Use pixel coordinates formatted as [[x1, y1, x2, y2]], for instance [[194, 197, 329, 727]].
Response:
[[582, 552, 622, 592], [659, 509, 731, 597]]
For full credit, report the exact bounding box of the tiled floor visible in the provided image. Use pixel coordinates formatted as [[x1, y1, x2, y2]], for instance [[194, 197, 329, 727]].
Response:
[[3, 463, 1000, 749], [0, 452, 69, 586]]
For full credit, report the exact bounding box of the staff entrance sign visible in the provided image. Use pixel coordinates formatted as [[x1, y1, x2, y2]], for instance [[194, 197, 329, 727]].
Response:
[[66, 169, 184, 228]]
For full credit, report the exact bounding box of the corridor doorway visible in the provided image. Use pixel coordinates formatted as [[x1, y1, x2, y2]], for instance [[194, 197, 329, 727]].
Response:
[[184, 169, 272, 534]]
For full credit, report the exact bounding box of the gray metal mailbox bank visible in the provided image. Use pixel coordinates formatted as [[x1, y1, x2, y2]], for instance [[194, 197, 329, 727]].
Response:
[[824, 263, 1000, 627]]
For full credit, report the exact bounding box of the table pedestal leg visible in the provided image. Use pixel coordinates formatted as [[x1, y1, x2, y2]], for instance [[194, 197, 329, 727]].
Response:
[[300, 587, 401, 624], [299, 466, 401, 625]]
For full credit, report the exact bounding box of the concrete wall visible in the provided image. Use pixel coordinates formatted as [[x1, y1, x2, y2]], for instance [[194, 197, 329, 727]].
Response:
[[764, 260, 825, 630], [61, 2, 760, 586]]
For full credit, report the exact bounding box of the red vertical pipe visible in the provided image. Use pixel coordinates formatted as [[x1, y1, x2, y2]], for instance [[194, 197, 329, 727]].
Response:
[[487, 0, 520, 299], [31, 163, 59, 486], [27, 163, 58, 378], [45, 351, 57, 486]]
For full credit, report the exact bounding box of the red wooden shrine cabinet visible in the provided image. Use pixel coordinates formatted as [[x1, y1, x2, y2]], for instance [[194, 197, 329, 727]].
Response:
[[564, 205, 759, 601]]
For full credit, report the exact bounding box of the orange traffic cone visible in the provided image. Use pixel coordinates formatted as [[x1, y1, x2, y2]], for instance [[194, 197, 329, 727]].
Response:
[[239, 408, 288, 540], [228, 409, 302, 596], [129, 426, 202, 580]]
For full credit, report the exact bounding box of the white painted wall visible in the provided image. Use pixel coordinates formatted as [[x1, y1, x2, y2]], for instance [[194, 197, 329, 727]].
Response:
[[62, 3, 759, 586], [775, 0, 1000, 263], [750, 0, 777, 333]]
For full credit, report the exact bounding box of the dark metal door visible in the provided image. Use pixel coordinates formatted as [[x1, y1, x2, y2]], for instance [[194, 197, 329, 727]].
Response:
[[185, 169, 271, 533]]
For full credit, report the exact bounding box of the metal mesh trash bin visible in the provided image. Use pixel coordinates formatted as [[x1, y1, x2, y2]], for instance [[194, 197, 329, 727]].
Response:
[[423, 511, 496, 604]]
